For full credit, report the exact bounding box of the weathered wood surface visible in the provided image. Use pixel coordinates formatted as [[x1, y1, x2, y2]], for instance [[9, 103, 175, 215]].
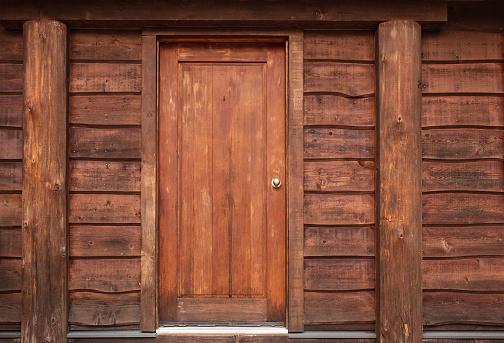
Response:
[[0, 162, 22, 191], [423, 161, 504, 192], [422, 129, 504, 160], [0, 194, 21, 227], [177, 43, 270, 62], [0, 259, 21, 291], [69, 194, 141, 224], [304, 129, 374, 159], [304, 95, 375, 127], [69, 160, 141, 192], [69, 259, 141, 292], [70, 127, 141, 159], [0, 95, 23, 127], [304, 259, 374, 291], [304, 226, 374, 257], [423, 193, 504, 225], [304, 31, 374, 61], [67, 336, 374, 343], [0, 228, 21, 257], [423, 226, 504, 257], [69, 292, 140, 326], [0, 64, 23, 92], [177, 299, 267, 322], [304, 291, 375, 324], [0, 293, 21, 324], [304, 63, 374, 96], [0, 29, 23, 60], [304, 161, 374, 192], [422, 96, 504, 128], [0, 129, 22, 159], [304, 193, 374, 225], [422, 63, 504, 94], [69, 226, 141, 257], [70, 63, 142, 93], [70, 30, 142, 61], [70, 95, 141, 125]]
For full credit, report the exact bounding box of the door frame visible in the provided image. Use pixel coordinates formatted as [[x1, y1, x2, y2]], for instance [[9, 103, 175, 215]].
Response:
[[140, 29, 304, 333]]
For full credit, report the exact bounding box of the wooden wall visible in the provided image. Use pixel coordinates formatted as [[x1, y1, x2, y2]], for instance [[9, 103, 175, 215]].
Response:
[[0, 28, 23, 331], [303, 31, 376, 330]]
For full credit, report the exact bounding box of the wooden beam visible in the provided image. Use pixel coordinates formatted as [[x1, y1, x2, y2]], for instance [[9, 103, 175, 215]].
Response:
[[376, 21, 422, 342], [22, 19, 68, 343]]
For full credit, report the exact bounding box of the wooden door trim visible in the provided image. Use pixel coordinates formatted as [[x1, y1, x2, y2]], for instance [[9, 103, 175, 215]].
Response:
[[140, 29, 304, 333]]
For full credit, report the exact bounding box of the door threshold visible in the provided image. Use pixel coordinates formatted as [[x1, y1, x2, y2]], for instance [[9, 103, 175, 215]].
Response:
[[157, 323, 287, 335]]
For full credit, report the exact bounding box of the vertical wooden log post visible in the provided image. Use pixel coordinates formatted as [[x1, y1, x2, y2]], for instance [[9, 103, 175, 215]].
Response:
[[22, 20, 68, 343], [376, 21, 422, 342]]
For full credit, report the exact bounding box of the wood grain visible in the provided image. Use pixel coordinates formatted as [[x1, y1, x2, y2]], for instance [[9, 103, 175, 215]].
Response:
[[304, 128, 374, 159], [0, 95, 23, 127], [0, 162, 22, 191], [304, 193, 374, 225], [304, 161, 374, 192], [0, 129, 22, 159], [70, 127, 141, 159], [177, 299, 267, 322], [0, 64, 22, 92], [69, 160, 141, 192], [304, 226, 374, 257], [0, 293, 21, 324], [304, 31, 374, 61], [69, 225, 141, 257], [70, 30, 142, 61], [0, 194, 21, 227], [69, 194, 141, 224], [304, 259, 374, 291], [0, 259, 21, 291], [0, 228, 21, 257], [70, 63, 142, 93], [70, 95, 141, 125], [304, 95, 375, 127], [0, 29, 23, 61]]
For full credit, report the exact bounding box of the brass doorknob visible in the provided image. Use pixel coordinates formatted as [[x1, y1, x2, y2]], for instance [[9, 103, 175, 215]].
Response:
[[271, 178, 281, 189]]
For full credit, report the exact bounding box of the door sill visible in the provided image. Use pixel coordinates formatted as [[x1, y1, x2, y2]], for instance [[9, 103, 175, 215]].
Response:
[[157, 324, 287, 335]]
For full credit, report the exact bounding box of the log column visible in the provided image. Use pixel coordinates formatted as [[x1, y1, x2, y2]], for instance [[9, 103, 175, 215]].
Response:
[[22, 20, 68, 343], [376, 21, 422, 342]]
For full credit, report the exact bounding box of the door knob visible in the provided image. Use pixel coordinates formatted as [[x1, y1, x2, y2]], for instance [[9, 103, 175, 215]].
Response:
[[271, 178, 281, 189]]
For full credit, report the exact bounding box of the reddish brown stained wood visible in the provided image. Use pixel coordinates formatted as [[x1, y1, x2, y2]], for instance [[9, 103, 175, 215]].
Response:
[[178, 43, 270, 62], [70, 95, 141, 125], [69, 292, 140, 326], [69, 259, 141, 292], [304, 161, 374, 192], [422, 96, 504, 128], [304, 226, 374, 257], [304, 291, 375, 324], [69, 127, 141, 159], [423, 226, 504, 258], [177, 299, 267, 322], [304, 259, 374, 291], [70, 30, 142, 61], [0, 162, 22, 191], [65, 336, 374, 343], [70, 63, 142, 93], [304, 95, 375, 127], [0, 95, 23, 127], [0, 293, 21, 324], [0, 64, 22, 92], [0, 259, 21, 291], [422, 31, 504, 61], [0, 129, 22, 159], [0, 29, 23, 61], [0, 228, 21, 257], [304, 193, 374, 225], [304, 31, 374, 61], [422, 129, 504, 160], [422, 63, 504, 94], [69, 225, 141, 257], [304, 128, 374, 159], [0, 194, 21, 227], [423, 292, 504, 326], [423, 161, 504, 192], [423, 193, 504, 225], [304, 62, 375, 96], [69, 160, 141, 192], [69, 194, 141, 224]]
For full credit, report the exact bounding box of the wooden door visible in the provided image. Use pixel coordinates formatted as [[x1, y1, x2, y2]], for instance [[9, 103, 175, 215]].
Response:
[[158, 42, 286, 323]]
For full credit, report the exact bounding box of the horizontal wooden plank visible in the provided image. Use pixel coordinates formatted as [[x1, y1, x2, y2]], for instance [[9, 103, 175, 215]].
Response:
[[304, 95, 375, 127], [177, 43, 271, 62], [70, 30, 142, 61], [0, 95, 23, 127], [0, 29, 23, 61], [423, 161, 504, 192], [423, 258, 504, 292], [69, 259, 141, 292], [177, 298, 267, 322], [304, 226, 374, 257], [0, 162, 22, 191], [304, 193, 374, 225], [69, 160, 141, 192], [304, 291, 375, 324], [70, 95, 141, 125], [0, 293, 21, 324], [70, 127, 141, 159], [424, 292, 504, 327], [422, 63, 504, 94], [422, 129, 504, 160], [304, 161, 374, 192], [70, 226, 141, 257], [304, 259, 374, 291], [0, 228, 21, 258], [304, 129, 374, 159], [422, 31, 504, 61], [0, 129, 22, 160], [69, 194, 141, 224], [304, 63, 375, 96], [0, 194, 21, 227], [304, 31, 374, 61], [423, 193, 504, 225], [422, 96, 504, 128], [0, 64, 22, 92], [70, 63, 142, 93], [69, 292, 140, 326], [423, 226, 504, 258], [0, 259, 21, 291]]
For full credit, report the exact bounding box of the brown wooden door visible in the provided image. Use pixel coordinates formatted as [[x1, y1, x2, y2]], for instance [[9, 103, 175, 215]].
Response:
[[158, 42, 286, 323]]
